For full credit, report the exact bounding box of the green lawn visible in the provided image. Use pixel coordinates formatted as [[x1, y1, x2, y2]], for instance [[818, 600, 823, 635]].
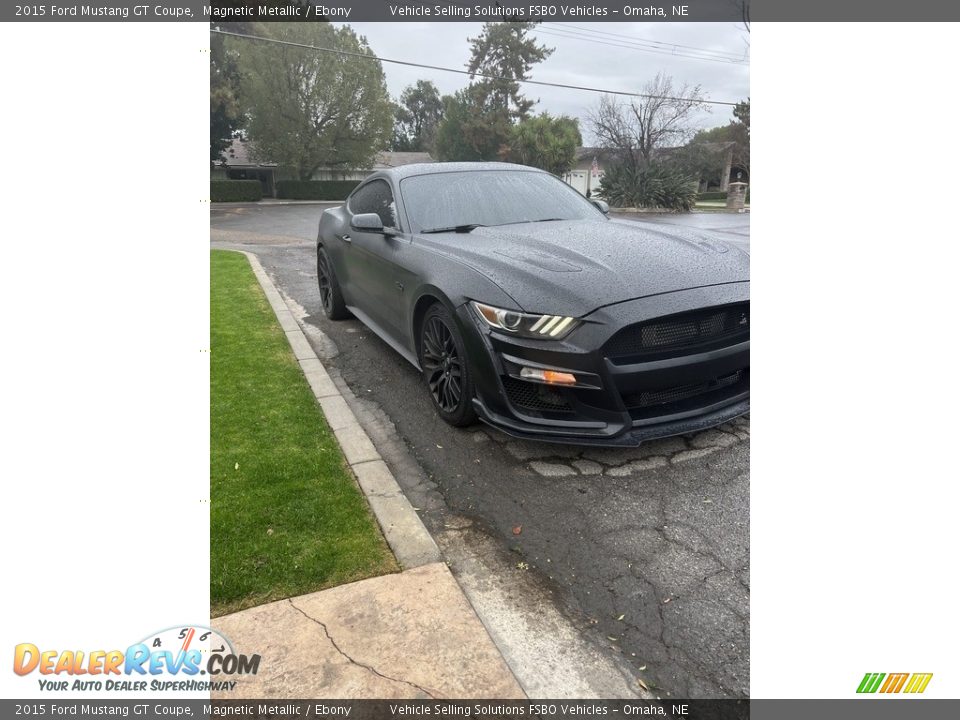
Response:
[[694, 202, 751, 212], [210, 250, 397, 616]]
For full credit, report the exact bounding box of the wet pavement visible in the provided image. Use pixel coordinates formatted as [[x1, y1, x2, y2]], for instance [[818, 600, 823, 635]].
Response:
[[211, 204, 750, 698]]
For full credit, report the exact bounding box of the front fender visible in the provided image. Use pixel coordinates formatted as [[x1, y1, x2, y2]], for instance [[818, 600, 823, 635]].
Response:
[[409, 269, 520, 357]]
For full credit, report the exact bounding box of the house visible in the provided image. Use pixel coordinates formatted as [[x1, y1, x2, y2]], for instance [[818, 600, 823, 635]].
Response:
[[561, 147, 615, 197], [311, 151, 434, 181], [562, 143, 748, 196], [211, 138, 433, 197], [211, 138, 279, 197]]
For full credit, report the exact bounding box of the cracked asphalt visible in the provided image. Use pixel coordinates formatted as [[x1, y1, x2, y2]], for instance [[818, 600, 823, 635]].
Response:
[[211, 204, 750, 698]]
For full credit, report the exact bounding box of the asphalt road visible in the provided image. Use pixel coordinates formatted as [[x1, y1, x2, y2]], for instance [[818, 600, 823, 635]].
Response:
[[211, 204, 750, 698]]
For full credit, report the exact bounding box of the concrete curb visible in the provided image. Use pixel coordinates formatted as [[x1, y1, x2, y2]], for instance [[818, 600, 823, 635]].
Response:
[[238, 250, 443, 570]]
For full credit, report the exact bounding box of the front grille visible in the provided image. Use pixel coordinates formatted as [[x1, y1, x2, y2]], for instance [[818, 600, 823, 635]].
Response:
[[502, 377, 573, 413], [606, 303, 749, 361], [622, 370, 746, 411]]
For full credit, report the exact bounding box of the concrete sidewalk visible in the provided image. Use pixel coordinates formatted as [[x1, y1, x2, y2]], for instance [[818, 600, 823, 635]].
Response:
[[213, 563, 525, 699], [212, 251, 525, 699]]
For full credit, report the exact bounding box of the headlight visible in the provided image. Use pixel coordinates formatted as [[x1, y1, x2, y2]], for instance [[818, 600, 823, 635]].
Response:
[[471, 301, 581, 340]]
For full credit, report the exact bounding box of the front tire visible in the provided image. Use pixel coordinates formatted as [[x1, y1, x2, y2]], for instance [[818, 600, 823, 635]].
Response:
[[419, 304, 477, 427], [317, 247, 349, 320]]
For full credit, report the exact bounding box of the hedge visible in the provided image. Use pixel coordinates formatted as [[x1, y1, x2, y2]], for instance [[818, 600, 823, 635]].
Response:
[[211, 180, 262, 203], [276, 180, 360, 201], [697, 189, 751, 203]]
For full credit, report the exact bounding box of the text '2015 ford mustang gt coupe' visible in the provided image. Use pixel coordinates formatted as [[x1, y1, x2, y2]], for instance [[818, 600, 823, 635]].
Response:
[[316, 162, 749, 446]]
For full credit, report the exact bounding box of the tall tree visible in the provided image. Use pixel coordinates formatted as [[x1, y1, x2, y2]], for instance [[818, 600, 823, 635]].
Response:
[[667, 139, 728, 188], [589, 73, 709, 170], [434, 90, 491, 161], [503, 114, 582, 176], [727, 99, 750, 177], [210, 29, 243, 162], [391, 80, 444, 152], [231, 23, 393, 180], [666, 100, 750, 188], [434, 22, 553, 161], [734, 98, 750, 129], [466, 21, 553, 121]]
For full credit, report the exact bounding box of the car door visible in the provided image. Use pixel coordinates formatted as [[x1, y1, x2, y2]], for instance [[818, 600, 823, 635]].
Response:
[[346, 178, 407, 338]]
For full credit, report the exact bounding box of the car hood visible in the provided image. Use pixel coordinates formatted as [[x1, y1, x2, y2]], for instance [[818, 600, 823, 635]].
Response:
[[416, 218, 750, 317]]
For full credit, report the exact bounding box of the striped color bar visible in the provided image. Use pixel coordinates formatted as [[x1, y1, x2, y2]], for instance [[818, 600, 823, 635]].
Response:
[[879, 673, 909, 693], [903, 673, 934, 694], [857, 672, 932, 694], [856, 673, 885, 693]]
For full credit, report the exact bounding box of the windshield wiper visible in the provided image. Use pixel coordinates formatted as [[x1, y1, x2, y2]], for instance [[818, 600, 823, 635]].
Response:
[[421, 224, 485, 234], [500, 218, 568, 226]]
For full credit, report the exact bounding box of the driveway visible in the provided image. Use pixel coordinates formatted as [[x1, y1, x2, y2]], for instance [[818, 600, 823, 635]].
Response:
[[211, 204, 750, 698]]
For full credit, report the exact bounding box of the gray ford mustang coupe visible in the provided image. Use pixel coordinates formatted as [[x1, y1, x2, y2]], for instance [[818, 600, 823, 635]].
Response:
[[316, 162, 749, 446]]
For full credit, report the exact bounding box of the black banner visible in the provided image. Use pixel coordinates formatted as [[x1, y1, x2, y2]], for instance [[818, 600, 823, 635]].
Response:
[[3, 700, 960, 720], [4, 0, 960, 23]]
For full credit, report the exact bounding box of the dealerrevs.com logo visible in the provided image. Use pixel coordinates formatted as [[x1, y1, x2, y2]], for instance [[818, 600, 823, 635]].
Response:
[[13, 625, 260, 692], [857, 672, 933, 694]]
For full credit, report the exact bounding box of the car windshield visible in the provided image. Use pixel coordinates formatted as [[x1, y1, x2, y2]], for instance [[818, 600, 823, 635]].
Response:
[[400, 170, 603, 232]]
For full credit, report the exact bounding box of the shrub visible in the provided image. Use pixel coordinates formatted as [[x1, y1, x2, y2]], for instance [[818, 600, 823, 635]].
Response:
[[276, 180, 360, 200], [597, 163, 697, 211], [210, 180, 262, 203]]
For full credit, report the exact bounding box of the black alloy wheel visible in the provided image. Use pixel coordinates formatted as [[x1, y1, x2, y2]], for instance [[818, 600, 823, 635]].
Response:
[[419, 304, 476, 426], [316, 247, 348, 320]]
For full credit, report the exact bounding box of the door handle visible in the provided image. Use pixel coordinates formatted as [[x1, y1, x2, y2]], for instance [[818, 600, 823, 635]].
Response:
[[339, 234, 351, 243]]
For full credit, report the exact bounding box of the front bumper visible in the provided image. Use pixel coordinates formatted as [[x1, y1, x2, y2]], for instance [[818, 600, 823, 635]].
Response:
[[457, 283, 750, 447]]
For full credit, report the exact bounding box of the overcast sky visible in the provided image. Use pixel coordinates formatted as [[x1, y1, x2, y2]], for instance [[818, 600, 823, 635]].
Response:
[[334, 22, 750, 144]]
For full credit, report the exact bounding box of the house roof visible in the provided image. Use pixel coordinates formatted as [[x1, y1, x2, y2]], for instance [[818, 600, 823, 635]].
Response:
[[217, 138, 277, 168], [375, 162, 544, 181], [574, 147, 619, 162], [214, 139, 434, 170], [372, 151, 434, 168], [574, 143, 736, 164]]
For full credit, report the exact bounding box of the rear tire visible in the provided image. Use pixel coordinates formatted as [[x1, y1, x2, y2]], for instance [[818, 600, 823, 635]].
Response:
[[317, 247, 349, 320], [418, 304, 477, 427]]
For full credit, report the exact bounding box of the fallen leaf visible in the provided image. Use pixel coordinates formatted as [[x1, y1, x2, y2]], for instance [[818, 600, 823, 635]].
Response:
[[617, 614, 625, 621], [512, 525, 523, 536], [637, 678, 649, 692]]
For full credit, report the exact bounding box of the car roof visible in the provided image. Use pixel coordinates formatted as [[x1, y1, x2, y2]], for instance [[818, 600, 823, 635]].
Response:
[[381, 162, 546, 181]]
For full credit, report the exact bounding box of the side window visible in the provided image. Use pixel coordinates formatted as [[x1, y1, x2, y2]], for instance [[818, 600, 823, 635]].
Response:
[[348, 179, 397, 229]]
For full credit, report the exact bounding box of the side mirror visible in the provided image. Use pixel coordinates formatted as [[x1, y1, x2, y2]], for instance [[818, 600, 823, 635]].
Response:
[[591, 199, 610, 215], [350, 213, 385, 233]]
